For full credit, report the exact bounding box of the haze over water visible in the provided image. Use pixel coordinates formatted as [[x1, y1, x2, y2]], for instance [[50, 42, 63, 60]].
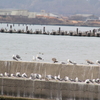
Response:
[[0, 24, 99, 64]]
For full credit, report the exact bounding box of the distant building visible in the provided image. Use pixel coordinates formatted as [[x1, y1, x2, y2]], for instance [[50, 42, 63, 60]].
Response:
[[69, 14, 98, 21], [0, 9, 59, 19], [36, 10, 58, 19], [0, 9, 12, 15], [11, 10, 28, 17], [28, 12, 36, 18]]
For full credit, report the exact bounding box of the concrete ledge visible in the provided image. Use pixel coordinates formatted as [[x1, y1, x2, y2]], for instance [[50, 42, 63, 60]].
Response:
[[0, 78, 100, 100], [0, 96, 48, 100], [0, 60, 99, 80], [0, 60, 100, 100]]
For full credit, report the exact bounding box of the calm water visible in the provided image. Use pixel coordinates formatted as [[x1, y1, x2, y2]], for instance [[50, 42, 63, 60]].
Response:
[[0, 24, 99, 64]]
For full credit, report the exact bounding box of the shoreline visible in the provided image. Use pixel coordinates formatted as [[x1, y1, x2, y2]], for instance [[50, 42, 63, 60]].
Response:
[[0, 21, 100, 27]]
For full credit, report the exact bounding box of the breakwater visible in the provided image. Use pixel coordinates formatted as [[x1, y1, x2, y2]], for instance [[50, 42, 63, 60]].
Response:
[[0, 78, 100, 100], [0, 60, 100, 80], [0, 60, 100, 100], [0, 24, 100, 37]]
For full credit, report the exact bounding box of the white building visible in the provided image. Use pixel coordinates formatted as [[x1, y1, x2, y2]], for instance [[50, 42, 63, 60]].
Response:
[[0, 9, 12, 15], [11, 10, 28, 17], [0, 9, 58, 19], [28, 12, 36, 18]]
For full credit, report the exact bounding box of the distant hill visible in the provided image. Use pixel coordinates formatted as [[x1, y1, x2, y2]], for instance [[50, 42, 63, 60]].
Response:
[[1, 0, 100, 16]]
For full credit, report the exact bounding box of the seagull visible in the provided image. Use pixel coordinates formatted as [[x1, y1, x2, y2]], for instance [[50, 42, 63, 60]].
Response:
[[64, 76, 70, 81], [75, 77, 79, 82], [75, 77, 82, 82], [86, 60, 94, 64], [22, 73, 27, 78], [95, 78, 100, 83], [36, 55, 44, 61], [16, 72, 21, 77], [30, 73, 37, 79], [16, 54, 22, 60], [12, 55, 18, 61], [36, 74, 42, 79], [4, 72, 10, 77], [96, 60, 100, 65], [91, 79, 96, 83], [85, 79, 90, 84], [56, 75, 63, 81], [54, 76, 58, 80], [46, 75, 53, 80], [52, 58, 58, 63], [33, 56, 36, 61], [67, 59, 76, 65], [11, 73, 15, 77], [0, 73, 3, 77]]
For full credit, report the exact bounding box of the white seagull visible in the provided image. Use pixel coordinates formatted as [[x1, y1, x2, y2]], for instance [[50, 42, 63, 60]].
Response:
[[4, 72, 10, 77], [16, 54, 22, 60], [0, 73, 3, 77], [96, 60, 100, 65], [46, 75, 53, 80], [96, 78, 100, 83], [30, 73, 37, 79], [11, 73, 15, 77], [85, 79, 90, 84], [16, 72, 21, 77], [75, 77, 79, 82], [36, 74, 42, 79], [67, 59, 76, 65], [22, 73, 27, 78], [12, 55, 18, 61], [64, 76, 70, 81], [33, 56, 36, 61]]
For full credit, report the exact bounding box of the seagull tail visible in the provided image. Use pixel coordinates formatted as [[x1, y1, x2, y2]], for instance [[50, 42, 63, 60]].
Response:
[[54, 61, 58, 63]]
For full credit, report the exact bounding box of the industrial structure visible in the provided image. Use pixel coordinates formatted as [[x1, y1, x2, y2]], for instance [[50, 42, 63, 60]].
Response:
[[0, 9, 58, 19]]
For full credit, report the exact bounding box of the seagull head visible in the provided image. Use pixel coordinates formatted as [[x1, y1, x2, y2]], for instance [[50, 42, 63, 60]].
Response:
[[33, 56, 36, 61], [12, 55, 15, 57], [96, 60, 99, 63], [67, 59, 70, 62]]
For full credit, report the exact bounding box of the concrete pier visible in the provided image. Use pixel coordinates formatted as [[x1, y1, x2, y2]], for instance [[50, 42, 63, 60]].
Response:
[[0, 60, 100, 100], [0, 77, 100, 100], [0, 60, 100, 80]]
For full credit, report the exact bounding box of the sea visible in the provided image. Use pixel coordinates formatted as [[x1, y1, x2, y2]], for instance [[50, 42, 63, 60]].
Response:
[[0, 23, 100, 64]]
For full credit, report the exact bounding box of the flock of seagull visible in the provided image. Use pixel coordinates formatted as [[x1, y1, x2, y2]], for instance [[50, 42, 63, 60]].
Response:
[[12, 54, 100, 65], [0, 72, 100, 84], [10, 54, 100, 84]]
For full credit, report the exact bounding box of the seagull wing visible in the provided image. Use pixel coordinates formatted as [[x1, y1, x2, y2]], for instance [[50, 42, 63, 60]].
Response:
[[37, 56, 42, 60], [16, 55, 22, 60], [13, 57, 18, 61]]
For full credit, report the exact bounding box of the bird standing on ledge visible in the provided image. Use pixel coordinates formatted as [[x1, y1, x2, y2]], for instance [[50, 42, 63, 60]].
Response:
[[96, 60, 100, 65], [12, 55, 18, 61], [86, 60, 94, 64], [36, 55, 44, 61], [67, 59, 76, 65], [52, 58, 58, 63], [16, 54, 22, 60]]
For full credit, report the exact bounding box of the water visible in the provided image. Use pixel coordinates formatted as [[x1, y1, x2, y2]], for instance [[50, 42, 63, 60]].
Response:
[[0, 24, 100, 64]]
